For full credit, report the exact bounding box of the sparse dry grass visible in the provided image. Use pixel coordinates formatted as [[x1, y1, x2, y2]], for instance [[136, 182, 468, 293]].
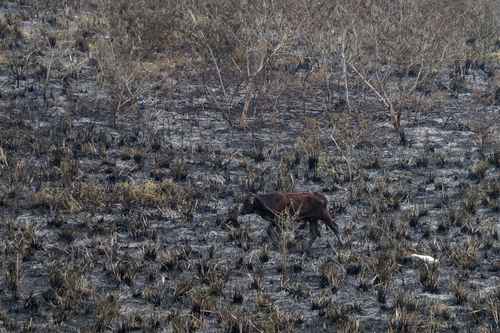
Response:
[[449, 239, 481, 270], [31, 187, 82, 212], [0, 0, 499, 331], [418, 262, 440, 293]]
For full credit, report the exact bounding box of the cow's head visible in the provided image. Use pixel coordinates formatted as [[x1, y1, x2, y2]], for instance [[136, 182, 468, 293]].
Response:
[[240, 194, 257, 216]]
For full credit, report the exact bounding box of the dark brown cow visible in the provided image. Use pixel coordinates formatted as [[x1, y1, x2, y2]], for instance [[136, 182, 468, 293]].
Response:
[[234, 192, 342, 251]]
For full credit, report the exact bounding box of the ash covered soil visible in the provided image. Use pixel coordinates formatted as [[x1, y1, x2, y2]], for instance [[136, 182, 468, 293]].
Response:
[[0, 3, 500, 333]]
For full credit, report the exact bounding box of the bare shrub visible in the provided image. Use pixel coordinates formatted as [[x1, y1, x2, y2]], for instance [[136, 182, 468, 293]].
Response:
[[351, 0, 496, 132], [182, 0, 303, 128], [300, 0, 497, 135], [97, 0, 183, 55], [93, 36, 148, 127], [75, 0, 498, 136]]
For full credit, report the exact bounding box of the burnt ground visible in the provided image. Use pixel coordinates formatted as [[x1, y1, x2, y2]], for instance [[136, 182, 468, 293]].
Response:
[[0, 3, 500, 333]]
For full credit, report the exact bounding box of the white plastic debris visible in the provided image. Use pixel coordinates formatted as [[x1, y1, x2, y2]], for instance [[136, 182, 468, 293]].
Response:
[[410, 254, 439, 264]]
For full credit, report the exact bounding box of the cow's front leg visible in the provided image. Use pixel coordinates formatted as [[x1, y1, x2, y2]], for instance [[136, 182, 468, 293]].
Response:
[[306, 220, 321, 254], [266, 223, 280, 246]]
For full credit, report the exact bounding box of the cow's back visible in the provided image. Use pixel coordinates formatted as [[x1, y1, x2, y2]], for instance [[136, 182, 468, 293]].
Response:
[[285, 192, 327, 216], [251, 191, 329, 220]]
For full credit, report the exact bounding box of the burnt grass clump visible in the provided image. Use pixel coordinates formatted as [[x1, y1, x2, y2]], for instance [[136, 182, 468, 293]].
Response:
[[0, 1, 500, 331]]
